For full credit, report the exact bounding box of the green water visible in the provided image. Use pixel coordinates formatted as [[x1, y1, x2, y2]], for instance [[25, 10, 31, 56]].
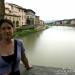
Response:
[[18, 26, 75, 69]]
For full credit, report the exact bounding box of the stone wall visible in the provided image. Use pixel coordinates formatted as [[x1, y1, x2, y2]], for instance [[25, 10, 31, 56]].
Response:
[[20, 63, 75, 75]]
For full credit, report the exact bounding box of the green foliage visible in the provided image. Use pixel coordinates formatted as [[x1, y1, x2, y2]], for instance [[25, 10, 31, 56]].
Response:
[[14, 25, 47, 37], [16, 26, 34, 32], [66, 20, 71, 24], [14, 29, 40, 37], [46, 26, 49, 29]]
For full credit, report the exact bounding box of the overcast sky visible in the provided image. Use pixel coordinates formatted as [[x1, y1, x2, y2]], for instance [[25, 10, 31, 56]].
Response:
[[5, 0, 75, 21]]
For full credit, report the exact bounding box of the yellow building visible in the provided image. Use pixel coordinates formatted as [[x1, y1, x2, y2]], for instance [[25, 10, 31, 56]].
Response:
[[4, 2, 44, 29], [35, 16, 40, 26], [5, 2, 27, 27]]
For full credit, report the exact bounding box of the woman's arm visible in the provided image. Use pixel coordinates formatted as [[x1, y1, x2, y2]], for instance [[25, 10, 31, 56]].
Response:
[[21, 51, 32, 70]]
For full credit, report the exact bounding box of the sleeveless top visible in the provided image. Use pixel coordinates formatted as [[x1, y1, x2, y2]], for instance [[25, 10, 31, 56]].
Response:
[[2, 54, 14, 63], [0, 39, 25, 75]]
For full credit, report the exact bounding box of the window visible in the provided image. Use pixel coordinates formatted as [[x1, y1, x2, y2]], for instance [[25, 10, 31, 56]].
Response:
[[22, 10, 23, 13], [22, 15, 23, 20], [19, 9, 20, 12], [9, 10, 11, 13], [22, 22, 23, 25], [27, 16, 29, 18], [11, 6, 13, 10]]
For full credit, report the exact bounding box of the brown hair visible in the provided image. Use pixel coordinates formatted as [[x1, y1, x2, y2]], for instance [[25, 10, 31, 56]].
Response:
[[0, 19, 14, 27]]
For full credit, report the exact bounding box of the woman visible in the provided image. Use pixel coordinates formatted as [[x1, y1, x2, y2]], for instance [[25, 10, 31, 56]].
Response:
[[0, 19, 32, 75]]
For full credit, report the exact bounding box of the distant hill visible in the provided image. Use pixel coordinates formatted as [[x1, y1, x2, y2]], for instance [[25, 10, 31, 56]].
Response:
[[44, 20, 56, 23]]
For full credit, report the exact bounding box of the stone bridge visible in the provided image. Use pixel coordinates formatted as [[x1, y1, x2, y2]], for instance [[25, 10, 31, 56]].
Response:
[[20, 63, 75, 75]]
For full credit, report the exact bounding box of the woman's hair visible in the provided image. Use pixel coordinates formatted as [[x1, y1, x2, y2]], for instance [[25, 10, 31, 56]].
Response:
[[0, 19, 14, 27]]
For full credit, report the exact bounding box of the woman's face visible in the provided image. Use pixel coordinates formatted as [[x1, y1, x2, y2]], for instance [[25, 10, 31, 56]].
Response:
[[0, 22, 14, 40]]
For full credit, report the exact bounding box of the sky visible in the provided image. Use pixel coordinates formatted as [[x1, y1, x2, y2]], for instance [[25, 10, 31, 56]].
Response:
[[5, 0, 75, 21]]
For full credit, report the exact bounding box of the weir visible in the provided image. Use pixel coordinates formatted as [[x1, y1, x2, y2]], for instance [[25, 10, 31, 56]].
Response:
[[20, 63, 75, 75]]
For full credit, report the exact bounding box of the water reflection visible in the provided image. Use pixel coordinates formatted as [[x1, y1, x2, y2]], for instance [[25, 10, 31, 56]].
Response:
[[18, 26, 75, 69]]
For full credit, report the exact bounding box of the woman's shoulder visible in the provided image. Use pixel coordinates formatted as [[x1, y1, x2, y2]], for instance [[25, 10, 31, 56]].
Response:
[[16, 39, 22, 42], [15, 39, 23, 45]]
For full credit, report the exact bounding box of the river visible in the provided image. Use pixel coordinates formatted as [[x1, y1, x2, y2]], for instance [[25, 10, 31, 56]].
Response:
[[17, 26, 75, 69]]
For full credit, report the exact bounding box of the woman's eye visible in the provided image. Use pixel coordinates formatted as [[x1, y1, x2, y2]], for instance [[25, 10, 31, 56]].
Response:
[[7, 27, 11, 30], [2, 27, 11, 30], [2, 27, 6, 30]]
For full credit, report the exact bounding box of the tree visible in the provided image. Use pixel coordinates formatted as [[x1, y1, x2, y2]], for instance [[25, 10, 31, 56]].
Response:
[[66, 20, 71, 24]]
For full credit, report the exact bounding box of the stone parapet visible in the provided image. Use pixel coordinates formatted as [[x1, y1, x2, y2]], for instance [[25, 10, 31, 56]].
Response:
[[20, 63, 75, 75]]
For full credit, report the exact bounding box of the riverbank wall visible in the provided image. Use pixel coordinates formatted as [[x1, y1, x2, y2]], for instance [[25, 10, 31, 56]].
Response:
[[51, 24, 75, 27], [20, 63, 75, 75]]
